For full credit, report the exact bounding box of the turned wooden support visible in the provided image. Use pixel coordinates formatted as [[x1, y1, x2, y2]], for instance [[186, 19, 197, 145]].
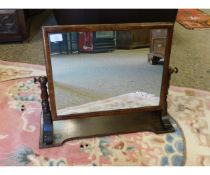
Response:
[[34, 76, 53, 145], [34, 77, 50, 113]]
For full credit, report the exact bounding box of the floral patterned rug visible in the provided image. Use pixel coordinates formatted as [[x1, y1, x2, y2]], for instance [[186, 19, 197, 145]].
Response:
[[0, 60, 210, 166], [0, 60, 46, 82], [176, 9, 210, 30]]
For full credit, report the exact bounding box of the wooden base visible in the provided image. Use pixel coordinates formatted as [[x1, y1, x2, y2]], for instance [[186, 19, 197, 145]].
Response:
[[39, 111, 175, 148]]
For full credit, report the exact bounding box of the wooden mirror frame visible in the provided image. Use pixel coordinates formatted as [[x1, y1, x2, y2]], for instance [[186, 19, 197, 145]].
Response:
[[36, 22, 177, 148]]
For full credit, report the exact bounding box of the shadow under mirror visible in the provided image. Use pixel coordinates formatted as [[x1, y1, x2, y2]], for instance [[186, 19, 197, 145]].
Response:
[[48, 29, 167, 116]]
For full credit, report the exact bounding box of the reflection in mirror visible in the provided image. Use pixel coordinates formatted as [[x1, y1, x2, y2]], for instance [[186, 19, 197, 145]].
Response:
[[48, 29, 167, 116]]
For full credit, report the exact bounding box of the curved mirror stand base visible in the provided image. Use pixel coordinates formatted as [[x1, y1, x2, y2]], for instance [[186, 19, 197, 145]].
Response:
[[39, 111, 174, 148]]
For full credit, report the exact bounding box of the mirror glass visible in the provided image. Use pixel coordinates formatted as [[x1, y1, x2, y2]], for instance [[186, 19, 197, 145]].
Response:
[[48, 29, 168, 116]]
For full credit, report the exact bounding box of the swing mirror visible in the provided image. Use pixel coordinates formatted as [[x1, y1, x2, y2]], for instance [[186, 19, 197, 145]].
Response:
[[36, 9, 179, 148], [43, 24, 171, 121]]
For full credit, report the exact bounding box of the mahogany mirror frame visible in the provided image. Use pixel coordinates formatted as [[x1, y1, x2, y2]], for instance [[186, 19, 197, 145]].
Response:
[[36, 22, 177, 148]]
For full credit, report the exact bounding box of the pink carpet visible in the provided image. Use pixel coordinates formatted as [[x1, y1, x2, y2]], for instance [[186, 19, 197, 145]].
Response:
[[0, 60, 210, 166]]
